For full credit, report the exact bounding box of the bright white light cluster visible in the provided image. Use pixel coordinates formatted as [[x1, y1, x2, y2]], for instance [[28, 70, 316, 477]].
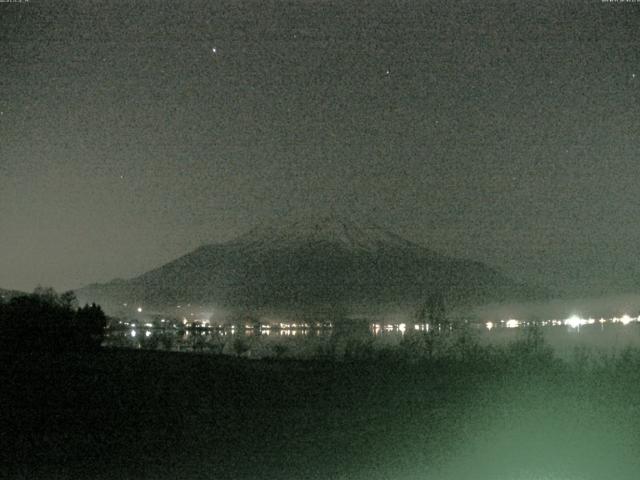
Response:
[[505, 319, 520, 329], [563, 314, 639, 328], [564, 315, 586, 329], [491, 314, 640, 330], [612, 314, 637, 325], [369, 322, 428, 335]]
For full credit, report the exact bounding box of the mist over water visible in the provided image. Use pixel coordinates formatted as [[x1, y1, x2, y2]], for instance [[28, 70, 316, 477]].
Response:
[[104, 316, 640, 361], [471, 293, 640, 324]]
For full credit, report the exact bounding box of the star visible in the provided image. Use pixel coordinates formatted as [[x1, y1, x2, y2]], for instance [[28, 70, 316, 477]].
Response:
[[212, 47, 217, 54], [632, 73, 636, 79]]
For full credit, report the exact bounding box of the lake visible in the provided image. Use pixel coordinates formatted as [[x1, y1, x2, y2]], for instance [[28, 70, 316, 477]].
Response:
[[103, 314, 640, 359]]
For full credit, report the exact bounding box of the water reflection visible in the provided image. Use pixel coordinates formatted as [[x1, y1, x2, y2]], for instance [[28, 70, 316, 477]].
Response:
[[103, 314, 640, 359]]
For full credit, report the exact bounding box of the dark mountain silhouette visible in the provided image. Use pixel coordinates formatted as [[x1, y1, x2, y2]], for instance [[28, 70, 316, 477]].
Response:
[[77, 215, 547, 313]]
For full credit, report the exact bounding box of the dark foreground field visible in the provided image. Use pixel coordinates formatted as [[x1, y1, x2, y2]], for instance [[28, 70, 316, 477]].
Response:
[[2, 346, 640, 480]]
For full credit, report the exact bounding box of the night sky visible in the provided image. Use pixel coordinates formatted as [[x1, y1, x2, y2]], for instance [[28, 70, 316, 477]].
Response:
[[1, 0, 639, 296]]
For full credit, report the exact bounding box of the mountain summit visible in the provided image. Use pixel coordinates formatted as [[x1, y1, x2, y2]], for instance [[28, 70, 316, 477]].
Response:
[[230, 214, 423, 253], [77, 215, 544, 314]]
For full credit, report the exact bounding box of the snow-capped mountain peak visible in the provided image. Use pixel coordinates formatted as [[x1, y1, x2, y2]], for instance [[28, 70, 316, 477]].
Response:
[[231, 214, 418, 252]]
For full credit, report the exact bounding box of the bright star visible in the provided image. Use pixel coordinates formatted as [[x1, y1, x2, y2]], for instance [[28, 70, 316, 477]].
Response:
[[212, 47, 217, 54]]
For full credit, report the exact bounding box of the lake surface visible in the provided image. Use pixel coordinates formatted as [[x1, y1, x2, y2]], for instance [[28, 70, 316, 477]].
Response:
[[103, 315, 640, 359]]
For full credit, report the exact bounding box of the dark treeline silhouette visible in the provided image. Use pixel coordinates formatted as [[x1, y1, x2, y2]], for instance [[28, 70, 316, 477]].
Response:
[[415, 291, 447, 326], [0, 287, 107, 353]]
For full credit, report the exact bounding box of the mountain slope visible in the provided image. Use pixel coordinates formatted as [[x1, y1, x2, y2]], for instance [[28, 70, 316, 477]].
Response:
[[77, 215, 546, 313]]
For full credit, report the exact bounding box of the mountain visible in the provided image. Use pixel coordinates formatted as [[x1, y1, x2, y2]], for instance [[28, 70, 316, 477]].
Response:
[[77, 215, 547, 315]]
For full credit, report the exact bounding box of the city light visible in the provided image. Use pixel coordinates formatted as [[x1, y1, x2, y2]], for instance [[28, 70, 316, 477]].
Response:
[[564, 315, 586, 329], [505, 319, 520, 329]]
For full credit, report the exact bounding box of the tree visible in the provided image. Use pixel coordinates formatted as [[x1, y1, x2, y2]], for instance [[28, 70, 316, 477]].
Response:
[[60, 291, 79, 310], [0, 288, 107, 353], [416, 291, 447, 326], [33, 286, 60, 305], [231, 337, 250, 357], [73, 303, 108, 351], [272, 344, 288, 359]]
